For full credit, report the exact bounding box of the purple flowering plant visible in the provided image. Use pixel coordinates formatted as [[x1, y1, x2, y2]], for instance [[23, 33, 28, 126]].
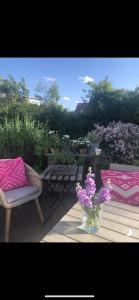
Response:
[[76, 167, 111, 207], [92, 121, 139, 163], [76, 167, 112, 229]]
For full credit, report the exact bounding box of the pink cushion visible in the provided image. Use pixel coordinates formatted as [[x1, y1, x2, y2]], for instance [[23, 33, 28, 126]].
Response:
[[101, 170, 139, 206], [0, 157, 28, 191]]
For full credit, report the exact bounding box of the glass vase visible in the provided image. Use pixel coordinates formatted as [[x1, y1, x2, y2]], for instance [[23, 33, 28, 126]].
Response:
[[81, 204, 103, 233]]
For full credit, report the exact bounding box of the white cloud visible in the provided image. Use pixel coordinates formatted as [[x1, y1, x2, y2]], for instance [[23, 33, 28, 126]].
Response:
[[63, 96, 70, 101], [75, 101, 80, 104], [78, 75, 94, 83], [44, 77, 56, 82]]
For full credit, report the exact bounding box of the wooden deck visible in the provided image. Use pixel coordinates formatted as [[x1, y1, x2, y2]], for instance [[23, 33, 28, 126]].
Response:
[[42, 200, 139, 242]]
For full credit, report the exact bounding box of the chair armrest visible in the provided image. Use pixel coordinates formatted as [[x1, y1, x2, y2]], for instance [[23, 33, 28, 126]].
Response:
[[0, 189, 8, 208], [24, 163, 42, 190]]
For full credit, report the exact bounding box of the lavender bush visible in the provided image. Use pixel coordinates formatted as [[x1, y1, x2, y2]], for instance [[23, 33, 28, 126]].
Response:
[[92, 121, 139, 163]]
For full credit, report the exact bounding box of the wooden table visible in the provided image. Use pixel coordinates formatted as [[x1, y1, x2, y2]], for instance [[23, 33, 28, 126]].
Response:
[[42, 200, 139, 242], [41, 164, 83, 199]]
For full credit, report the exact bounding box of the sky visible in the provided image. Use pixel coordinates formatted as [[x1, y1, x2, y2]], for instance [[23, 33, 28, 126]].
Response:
[[0, 57, 139, 111]]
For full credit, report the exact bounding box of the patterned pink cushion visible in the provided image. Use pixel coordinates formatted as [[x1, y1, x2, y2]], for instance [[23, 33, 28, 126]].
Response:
[[0, 157, 28, 191], [101, 170, 139, 206]]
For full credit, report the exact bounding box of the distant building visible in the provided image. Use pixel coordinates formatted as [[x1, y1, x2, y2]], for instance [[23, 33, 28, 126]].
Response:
[[75, 102, 88, 113], [29, 97, 44, 106]]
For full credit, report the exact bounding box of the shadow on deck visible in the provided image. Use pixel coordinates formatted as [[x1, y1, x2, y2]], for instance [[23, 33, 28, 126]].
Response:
[[0, 192, 77, 242]]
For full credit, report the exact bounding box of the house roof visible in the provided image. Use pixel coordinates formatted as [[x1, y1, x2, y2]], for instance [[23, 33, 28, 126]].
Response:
[[75, 102, 88, 113]]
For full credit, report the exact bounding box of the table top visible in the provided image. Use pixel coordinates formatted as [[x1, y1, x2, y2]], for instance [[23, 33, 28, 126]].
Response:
[[42, 200, 139, 242], [41, 164, 83, 182]]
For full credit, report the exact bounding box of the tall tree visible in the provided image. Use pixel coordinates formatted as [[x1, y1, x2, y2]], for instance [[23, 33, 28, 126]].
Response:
[[88, 76, 113, 91], [0, 75, 29, 103], [46, 81, 60, 104], [18, 76, 29, 101], [34, 80, 60, 104], [34, 80, 46, 100]]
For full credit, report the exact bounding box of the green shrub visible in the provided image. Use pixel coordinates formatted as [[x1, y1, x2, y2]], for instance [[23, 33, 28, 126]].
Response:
[[0, 115, 48, 171], [77, 157, 86, 165], [51, 152, 75, 165], [47, 130, 61, 149]]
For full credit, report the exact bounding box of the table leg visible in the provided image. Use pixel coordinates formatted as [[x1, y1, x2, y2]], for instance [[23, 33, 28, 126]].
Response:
[[42, 182, 47, 201]]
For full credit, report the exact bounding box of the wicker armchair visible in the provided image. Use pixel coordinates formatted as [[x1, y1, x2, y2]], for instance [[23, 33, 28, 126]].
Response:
[[0, 162, 44, 242]]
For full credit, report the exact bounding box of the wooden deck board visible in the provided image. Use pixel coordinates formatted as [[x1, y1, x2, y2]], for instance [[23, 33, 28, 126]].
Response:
[[69, 206, 139, 229], [94, 227, 139, 242], [105, 200, 139, 213], [43, 200, 139, 243], [62, 213, 139, 239], [103, 205, 139, 220], [43, 231, 78, 242], [46, 221, 109, 242], [73, 200, 139, 213], [101, 218, 139, 239]]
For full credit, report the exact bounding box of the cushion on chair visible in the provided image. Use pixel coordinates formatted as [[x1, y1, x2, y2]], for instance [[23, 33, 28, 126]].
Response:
[[4, 185, 39, 203], [101, 170, 139, 206], [0, 157, 28, 191]]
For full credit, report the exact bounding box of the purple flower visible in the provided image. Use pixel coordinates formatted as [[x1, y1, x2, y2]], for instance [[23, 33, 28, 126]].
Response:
[[76, 168, 112, 208], [85, 175, 96, 196], [83, 195, 93, 207], [77, 188, 86, 201], [93, 121, 139, 163], [77, 187, 92, 207], [97, 187, 111, 204]]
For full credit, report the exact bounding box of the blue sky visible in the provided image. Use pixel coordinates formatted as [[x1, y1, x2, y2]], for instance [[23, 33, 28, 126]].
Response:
[[0, 57, 139, 110]]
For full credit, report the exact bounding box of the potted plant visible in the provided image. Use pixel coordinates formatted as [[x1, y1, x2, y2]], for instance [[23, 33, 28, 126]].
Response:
[[61, 134, 72, 153], [72, 138, 91, 154], [47, 130, 60, 153], [87, 131, 101, 154], [76, 167, 112, 233]]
